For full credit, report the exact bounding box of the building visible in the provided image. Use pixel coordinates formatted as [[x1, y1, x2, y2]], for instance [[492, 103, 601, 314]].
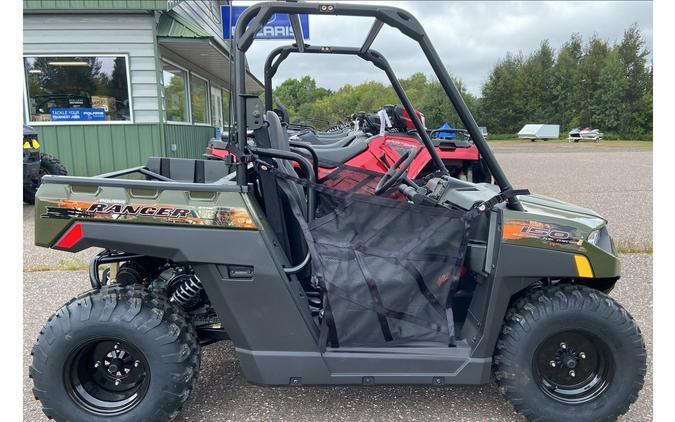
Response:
[[23, 0, 262, 176]]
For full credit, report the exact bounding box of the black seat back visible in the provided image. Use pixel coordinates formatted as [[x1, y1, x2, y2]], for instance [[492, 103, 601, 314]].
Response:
[[257, 111, 309, 270], [146, 157, 228, 183]]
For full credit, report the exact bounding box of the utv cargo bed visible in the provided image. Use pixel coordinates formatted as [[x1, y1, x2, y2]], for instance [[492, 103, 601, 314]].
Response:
[[35, 157, 256, 248]]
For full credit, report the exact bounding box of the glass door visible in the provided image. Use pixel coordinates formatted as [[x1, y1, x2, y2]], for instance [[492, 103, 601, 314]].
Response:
[[210, 86, 224, 136]]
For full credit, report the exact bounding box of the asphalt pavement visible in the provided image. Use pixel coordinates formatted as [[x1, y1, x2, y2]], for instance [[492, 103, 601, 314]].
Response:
[[23, 142, 653, 421]]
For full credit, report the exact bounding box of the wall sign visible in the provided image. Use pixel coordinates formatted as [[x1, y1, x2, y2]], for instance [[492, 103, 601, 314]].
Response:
[[221, 5, 310, 40], [50, 108, 106, 122]]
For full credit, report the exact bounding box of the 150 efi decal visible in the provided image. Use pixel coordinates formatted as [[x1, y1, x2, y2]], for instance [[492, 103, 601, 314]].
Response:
[[503, 220, 584, 246]]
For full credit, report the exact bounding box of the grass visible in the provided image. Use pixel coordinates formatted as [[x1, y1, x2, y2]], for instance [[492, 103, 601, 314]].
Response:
[[616, 241, 653, 254], [24, 257, 89, 272], [486, 139, 653, 148]]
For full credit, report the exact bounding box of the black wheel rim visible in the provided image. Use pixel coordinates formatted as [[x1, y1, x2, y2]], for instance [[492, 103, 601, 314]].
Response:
[[533, 330, 614, 404], [64, 338, 150, 416]]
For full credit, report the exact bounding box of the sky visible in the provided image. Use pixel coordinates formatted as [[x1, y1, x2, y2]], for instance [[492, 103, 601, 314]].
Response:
[[238, 1, 653, 96]]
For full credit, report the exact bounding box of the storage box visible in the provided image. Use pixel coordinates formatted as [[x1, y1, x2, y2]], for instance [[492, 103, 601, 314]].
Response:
[[91, 96, 116, 113], [31, 114, 52, 122]]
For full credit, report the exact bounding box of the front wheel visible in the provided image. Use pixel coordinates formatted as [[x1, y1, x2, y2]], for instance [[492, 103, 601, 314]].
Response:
[[495, 285, 646, 422], [30, 285, 200, 421], [24, 153, 68, 204]]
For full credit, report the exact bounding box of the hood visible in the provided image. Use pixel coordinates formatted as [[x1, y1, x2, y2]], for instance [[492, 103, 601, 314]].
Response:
[[518, 193, 606, 229]]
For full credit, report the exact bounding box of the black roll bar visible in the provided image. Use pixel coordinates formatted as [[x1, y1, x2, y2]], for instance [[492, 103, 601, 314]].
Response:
[[250, 147, 316, 221], [263, 45, 447, 176], [234, 2, 522, 210], [288, 14, 305, 52], [361, 19, 384, 53]]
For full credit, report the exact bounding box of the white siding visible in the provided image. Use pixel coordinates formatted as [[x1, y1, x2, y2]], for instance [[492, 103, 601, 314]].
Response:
[[172, 0, 227, 44], [23, 13, 161, 124]]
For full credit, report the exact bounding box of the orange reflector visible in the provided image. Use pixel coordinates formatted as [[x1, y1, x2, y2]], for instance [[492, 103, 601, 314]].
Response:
[[574, 255, 594, 278]]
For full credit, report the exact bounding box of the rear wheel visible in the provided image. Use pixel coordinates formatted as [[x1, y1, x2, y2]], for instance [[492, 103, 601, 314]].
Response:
[[30, 285, 200, 421], [495, 285, 646, 421]]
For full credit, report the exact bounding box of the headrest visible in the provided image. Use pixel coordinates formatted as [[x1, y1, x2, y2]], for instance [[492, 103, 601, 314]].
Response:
[[266, 110, 289, 151]]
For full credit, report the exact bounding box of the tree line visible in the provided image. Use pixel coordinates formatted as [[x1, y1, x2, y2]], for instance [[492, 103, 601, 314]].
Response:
[[272, 24, 652, 139]]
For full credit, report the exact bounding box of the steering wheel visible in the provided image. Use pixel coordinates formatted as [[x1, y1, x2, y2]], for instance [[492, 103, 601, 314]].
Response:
[[374, 148, 418, 195]]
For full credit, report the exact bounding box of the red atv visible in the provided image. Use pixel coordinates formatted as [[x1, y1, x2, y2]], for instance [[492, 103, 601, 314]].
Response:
[[206, 105, 491, 184]]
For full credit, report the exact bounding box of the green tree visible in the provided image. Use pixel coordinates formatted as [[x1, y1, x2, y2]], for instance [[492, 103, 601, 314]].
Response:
[[272, 75, 331, 119], [418, 77, 478, 129], [480, 53, 526, 133], [551, 34, 582, 130], [595, 51, 627, 131], [520, 40, 556, 122], [616, 23, 651, 135], [574, 35, 610, 127]]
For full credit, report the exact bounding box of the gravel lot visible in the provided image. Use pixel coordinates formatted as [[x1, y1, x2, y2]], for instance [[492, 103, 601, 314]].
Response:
[[23, 143, 652, 421]]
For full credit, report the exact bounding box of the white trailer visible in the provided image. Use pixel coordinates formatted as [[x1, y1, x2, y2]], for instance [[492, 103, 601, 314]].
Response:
[[517, 124, 560, 141]]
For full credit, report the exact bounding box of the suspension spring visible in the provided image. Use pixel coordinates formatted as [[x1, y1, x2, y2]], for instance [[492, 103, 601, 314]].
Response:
[[170, 274, 203, 307]]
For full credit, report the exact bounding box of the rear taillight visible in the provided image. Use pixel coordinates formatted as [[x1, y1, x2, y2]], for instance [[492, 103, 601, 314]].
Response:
[[55, 223, 83, 249]]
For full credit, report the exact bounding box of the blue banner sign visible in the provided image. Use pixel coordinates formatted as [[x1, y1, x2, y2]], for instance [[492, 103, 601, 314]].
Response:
[[50, 108, 106, 122], [221, 5, 310, 40]]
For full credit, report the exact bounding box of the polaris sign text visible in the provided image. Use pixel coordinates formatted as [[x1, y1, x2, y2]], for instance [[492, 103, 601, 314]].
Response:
[[221, 5, 310, 40]]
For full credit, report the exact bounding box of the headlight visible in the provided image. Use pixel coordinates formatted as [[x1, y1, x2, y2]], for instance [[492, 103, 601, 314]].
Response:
[[587, 230, 600, 245]]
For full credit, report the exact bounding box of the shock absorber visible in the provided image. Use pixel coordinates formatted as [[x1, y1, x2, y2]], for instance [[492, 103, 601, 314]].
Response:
[[170, 274, 204, 309]]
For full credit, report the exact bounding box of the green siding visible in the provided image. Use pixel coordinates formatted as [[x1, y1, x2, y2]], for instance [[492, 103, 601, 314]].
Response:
[[163, 124, 215, 159], [23, 0, 172, 11], [32, 123, 215, 176], [157, 10, 211, 38], [33, 124, 164, 176]]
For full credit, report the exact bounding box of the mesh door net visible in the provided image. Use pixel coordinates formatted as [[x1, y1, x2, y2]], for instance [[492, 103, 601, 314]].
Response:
[[268, 162, 525, 349]]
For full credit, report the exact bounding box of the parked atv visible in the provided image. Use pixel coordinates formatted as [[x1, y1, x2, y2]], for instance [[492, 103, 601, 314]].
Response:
[[30, 3, 645, 422], [207, 104, 490, 183], [23, 125, 67, 204]]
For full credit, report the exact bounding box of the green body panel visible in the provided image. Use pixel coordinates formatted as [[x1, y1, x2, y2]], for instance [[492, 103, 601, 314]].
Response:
[[31, 124, 216, 177], [23, 0, 172, 11], [34, 181, 258, 248], [503, 193, 619, 278]]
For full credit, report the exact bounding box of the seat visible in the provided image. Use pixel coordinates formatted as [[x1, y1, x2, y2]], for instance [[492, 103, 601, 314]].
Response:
[[312, 142, 369, 168], [294, 133, 357, 149], [262, 111, 310, 269], [267, 111, 308, 214], [292, 131, 351, 146]]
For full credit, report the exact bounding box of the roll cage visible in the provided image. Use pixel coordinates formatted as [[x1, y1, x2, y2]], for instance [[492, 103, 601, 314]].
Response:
[[234, 1, 521, 210]]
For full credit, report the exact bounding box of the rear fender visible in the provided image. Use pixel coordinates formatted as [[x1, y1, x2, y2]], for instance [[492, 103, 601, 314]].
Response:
[[42, 219, 322, 353]]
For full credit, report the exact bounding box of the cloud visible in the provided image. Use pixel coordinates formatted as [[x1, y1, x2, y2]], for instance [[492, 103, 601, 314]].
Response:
[[242, 1, 653, 96]]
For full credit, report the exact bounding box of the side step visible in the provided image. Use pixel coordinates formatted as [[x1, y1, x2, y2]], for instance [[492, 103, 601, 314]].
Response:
[[235, 340, 492, 386]]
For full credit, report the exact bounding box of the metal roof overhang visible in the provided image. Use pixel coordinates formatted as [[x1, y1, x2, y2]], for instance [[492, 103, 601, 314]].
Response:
[[158, 37, 263, 93]]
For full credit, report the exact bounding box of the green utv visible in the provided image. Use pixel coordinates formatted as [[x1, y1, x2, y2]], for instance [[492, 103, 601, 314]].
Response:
[[30, 3, 645, 421]]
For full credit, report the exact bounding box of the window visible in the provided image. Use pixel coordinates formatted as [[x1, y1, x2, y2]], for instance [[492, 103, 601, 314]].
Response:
[[210, 86, 223, 130], [190, 75, 209, 124], [222, 88, 231, 127], [162, 63, 189, 122], [24, 55, 131, 123]]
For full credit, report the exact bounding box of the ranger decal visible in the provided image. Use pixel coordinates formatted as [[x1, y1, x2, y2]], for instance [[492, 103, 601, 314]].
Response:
[[40, 199, 257, 229]]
